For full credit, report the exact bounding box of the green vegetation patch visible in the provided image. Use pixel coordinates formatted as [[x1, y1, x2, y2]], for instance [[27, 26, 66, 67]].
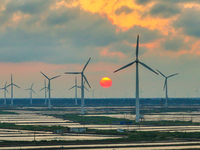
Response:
[[52, 114, 132, 125], [0, 110, 17, 114], [0, 123, 69, 132], [136, 120, 200, 126]]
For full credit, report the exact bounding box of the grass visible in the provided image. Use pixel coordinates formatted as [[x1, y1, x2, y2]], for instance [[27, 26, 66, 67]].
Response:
[[52, 114, 132, 125], [0, 123, 69, 132]]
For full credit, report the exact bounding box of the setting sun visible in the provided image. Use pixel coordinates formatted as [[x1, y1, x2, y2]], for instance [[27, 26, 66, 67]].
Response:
[[100, 77, 112, 88]]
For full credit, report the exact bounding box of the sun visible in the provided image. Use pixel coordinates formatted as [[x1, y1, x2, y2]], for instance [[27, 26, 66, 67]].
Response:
[[100, 77, 112, 88]]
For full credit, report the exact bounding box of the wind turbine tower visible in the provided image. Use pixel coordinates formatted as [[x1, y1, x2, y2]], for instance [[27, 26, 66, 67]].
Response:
[[7, 74, 20, 105], [65, 58, 91, 115], [69, 77, 78, 105], [114, 35, 158, 122], [40, 80, 48, 104], [69, 77, 89, 105], [40, 72, 61, 109], [25, 83, 36, 105], [90, 89, 95, 99], [0, 82, 9, 105], [156, 69, 179, 107]]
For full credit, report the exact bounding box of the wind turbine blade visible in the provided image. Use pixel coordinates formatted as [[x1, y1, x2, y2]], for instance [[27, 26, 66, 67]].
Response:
[[84, 86, 89, 92], [168, 73, 179, 78], [65, 72, 81, 74], [77, 86, 81, 89], [40, 87, 45, 91], [156, 69, 166, 78], [25, 88, 30, 90], [4, 81, 7, 87], [5, 88, 9, 93], [51, 75, 61, 80], [139, 61, 158, 75], [40, 71, 49, 80], [13, 84, 20, 89], [136, 35, 139, 60], [31, 83, 34, 88], [83, 75, 91, 88], [32, 89, 36, 94], [6, 84, 11, 87], [114, 61, 136, 73], [69, 86, 75, 90], [11, 74, 12, 83], [163, 79, 167, 91], [82, 58, 91, 72]]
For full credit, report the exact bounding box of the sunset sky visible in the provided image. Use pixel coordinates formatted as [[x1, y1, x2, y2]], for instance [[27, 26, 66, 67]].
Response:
[[0, 0, 200, 99]]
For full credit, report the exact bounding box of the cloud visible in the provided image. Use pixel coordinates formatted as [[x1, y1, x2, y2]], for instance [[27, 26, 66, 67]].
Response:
[[161, 36, 191, 52], [115, 5, 134, 16], [173, 8, 200, 38], [149, 2, 181, 18], [135, 0, 152, 5], [122, 25, 162, 44], [5, 0, 53, 15]]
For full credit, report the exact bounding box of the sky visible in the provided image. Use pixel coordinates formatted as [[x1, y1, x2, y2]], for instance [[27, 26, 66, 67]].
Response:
[[0, 0, 200, 99]]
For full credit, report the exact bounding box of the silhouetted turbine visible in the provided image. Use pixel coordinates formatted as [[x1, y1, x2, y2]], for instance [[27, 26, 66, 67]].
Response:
[[114, 35, 158, 122]]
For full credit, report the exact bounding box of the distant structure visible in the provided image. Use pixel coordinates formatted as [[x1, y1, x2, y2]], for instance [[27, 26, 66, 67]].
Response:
[[7, 74, 20, 105], [69, 77, 78, 105], [195, 86, 199, 98], [90, 89, 95, 99], [114, 35, 158, 122], [0, 82, 9, 105], [69, 77, 89, 105], [25, 83, 35, 105], [65, 58, 91, 115], [40, 80, 48, 104], [156, 69, 179, 107], [40, 72, 61, 109]]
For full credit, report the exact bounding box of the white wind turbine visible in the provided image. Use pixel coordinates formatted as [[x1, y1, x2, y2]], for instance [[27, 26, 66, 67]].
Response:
[[69, 77, 78, 105], [40, 80, 48, 104], [114, 35, 158, 122], [0, 82, 9, 105], [65, 58, 91, 115], [40, 72, 61, 109], [7, 74, 20, 105], [25, 83, 36, 105], [90, 89, 95, 99], [69, 77, 89, 105], [156, 69, 179, 107]]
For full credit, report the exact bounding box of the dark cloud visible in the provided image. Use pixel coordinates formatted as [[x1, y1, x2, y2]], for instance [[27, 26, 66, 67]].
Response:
[[161, 36, 191, 52], [173, 8, 200, 38], [149, 2, 181, 18], [0, 1, 163, 64], [115, 6, 134, 15], [122, 25, 162, 44], [135, 0, 152, 5], [5, 0, 53, 14]]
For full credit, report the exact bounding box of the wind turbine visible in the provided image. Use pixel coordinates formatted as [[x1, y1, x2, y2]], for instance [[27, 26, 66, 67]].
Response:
[[7, 74, 20, 105], [40, 72, 61, 109], [25, 83, 35, 105], [0, 82, 9, 105], [90, 89, 95, 99], [156, 69, 179, 107], [65, 58, 91, 115], [69, 77, 78, 105], [114, 35, 158, 122], [40, 80, 48, 104], [194, 86, 199, 98], [69, 77, 89, 105]]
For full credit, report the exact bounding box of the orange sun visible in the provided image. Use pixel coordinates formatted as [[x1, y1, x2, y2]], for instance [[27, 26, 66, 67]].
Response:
[[100, 77, 112, 88]]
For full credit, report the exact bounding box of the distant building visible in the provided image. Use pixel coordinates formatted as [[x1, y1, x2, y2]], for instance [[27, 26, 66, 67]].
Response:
[[112, 121, 133, 125], [69, 127, 86, 132]]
